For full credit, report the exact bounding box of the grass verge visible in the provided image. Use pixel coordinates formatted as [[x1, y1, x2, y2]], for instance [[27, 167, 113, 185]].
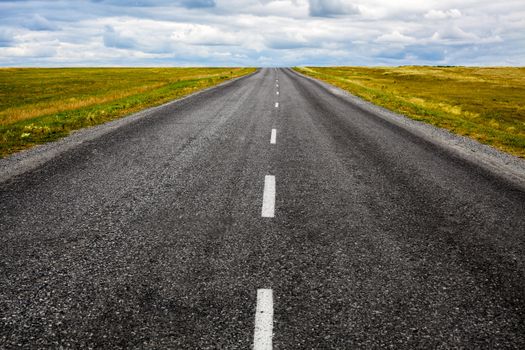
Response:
[[0, 67, 255, 158], [294, 66, 525, 158]]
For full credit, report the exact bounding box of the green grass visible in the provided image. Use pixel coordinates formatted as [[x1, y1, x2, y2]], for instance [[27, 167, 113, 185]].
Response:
[[0, 67, 255, 157], [294, 66, 525, 158]]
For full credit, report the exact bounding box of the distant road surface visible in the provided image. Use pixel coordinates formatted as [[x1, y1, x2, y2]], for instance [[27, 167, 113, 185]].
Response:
[[1, 68, 525, 348]]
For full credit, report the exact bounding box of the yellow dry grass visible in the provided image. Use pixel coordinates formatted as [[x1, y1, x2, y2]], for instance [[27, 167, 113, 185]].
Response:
[[0, 83, 165, 125], [0, 67, 255, 157], [295, 66, 525, 158]]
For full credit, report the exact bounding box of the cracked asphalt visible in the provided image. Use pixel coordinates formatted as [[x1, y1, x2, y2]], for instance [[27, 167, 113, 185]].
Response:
[[1, 68, 525, 349]]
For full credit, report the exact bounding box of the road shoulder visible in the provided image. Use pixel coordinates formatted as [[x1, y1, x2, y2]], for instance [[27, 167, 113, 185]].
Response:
[[288, 68, 525, 190], [0, 70, 259, 184]]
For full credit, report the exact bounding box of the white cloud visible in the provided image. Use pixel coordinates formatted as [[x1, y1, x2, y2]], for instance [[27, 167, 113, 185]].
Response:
[[0, 42, 57, 58], [424, 9, 462, 20], [170, 23, 243, 46], [376, 31, 417, 44], [0, 0, 523, 66], [431, 26, 503, 45], [434, 26, 477, 41]]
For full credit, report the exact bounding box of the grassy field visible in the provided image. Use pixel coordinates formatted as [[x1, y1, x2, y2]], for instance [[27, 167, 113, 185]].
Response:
[[0, 67, 255, 158], [295, 66, 525, 158]]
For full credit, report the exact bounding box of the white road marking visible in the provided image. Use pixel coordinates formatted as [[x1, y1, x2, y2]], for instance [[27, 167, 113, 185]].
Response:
[[270, 129, 276, 144], [276, 91, 279, 95], [276, 84, 279, 88], [253, 289, 274, 350], [275, 102, 279, 108], [261, 175, 275, 218]]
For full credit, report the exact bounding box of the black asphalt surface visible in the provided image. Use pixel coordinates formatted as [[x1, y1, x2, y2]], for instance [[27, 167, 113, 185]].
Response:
[[1, 68, 525, 349]]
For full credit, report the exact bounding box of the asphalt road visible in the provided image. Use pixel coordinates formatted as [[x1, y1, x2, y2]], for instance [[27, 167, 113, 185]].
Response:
[[1, 68, 525, 349]]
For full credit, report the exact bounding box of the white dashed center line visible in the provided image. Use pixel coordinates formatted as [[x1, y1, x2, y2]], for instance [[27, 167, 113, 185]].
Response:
[[275, 102, 279, 108], [276, 91, 279, 95], [270, 129, 276, 144], [261, 175, 275, 218], [253, 289, 274, 350]]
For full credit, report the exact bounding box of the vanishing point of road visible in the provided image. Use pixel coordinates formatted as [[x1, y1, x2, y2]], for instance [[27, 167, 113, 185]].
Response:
[[1, 68, 525, 348]]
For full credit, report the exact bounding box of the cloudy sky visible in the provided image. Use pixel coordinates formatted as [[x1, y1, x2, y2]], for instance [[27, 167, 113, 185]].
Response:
[[0, 0, 524, 67]]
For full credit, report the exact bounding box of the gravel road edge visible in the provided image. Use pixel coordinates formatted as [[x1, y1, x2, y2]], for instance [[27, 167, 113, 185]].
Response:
[[0, 69, 259, 184], [288, 68, 525, 190]]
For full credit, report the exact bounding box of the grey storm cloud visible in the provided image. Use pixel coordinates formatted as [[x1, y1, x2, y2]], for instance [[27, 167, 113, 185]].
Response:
[[308, 0, 360, 17], [90, 0, 216, 9], [23, 14, 59, 31], [103, 25, 137, 49], [0, 28, 15, 47], [265, 37, 310, 50]]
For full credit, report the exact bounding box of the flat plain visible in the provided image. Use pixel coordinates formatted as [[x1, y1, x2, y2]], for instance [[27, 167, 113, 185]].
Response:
[[295, 66, 525, 158], [0, 67, 255, 157]]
